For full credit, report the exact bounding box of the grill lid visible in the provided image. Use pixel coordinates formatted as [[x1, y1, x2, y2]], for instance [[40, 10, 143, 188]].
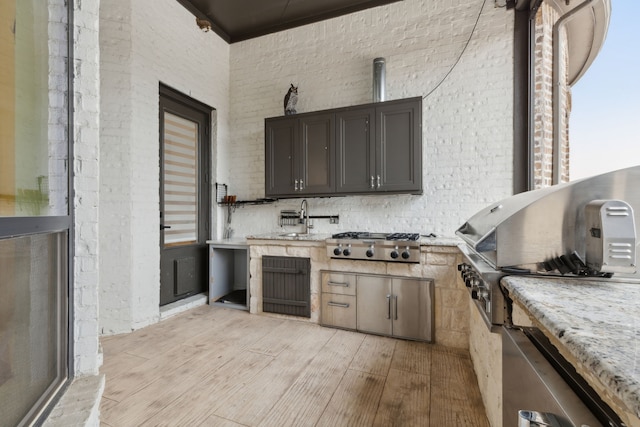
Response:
[[456, 166, 640, 276]]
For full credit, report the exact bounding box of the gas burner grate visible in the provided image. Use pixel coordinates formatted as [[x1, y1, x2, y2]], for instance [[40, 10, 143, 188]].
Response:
[[386, 233, 420, 241], [331, 231, 362, 239], [331, 232, 422, 241]]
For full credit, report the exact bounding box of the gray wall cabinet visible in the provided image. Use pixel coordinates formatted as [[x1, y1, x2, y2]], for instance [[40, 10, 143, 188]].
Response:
[[337, 98, 422, 194], [265, 113, 335, 197], [265, 97, 422, 198]]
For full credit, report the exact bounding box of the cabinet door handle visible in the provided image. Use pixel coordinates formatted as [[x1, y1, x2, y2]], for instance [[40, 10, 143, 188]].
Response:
[[327, 281, 349, 287], [294, 179, 299, 191], [370, 176, 375, 189], [328, 301, 350, 308], [299, 179, 304, 190], [377, 175, 381, 188], [394, 295, 398, 320], [386, 294, 391, 319]]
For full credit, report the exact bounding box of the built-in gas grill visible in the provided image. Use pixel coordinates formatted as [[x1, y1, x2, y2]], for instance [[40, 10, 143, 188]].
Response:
[[326, 232, 422, 263], [456, 166, 640, 331]]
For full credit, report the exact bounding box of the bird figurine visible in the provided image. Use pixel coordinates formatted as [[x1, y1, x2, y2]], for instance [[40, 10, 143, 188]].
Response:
[[284, 84, 298, 115]]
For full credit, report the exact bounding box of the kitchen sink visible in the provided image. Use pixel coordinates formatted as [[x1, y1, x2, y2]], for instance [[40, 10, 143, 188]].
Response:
[[279, 232, 309, 238]]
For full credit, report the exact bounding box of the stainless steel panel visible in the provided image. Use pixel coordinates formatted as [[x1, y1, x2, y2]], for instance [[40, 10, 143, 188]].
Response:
[[321, 293, 356, 330], [458, 244, 506, 330], [456, 166, 640, 276], [392, 278, 434, 342], [356, 275, 393, 336], [502, 327, 602, 427], [321, 272, 356, 296]]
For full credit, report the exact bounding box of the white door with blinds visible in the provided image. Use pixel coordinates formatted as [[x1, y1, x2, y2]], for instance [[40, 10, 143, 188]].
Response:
[[159, 85, 210, 306], [162, 112, 198, 246]]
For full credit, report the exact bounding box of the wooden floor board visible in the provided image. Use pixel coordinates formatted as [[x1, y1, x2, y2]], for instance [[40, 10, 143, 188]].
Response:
[[349, 334, 396, 376], [211, 324, 336, 426], [138, 350, 274, 426], [373, 368, 431, 427], [100, 305, 490, 427], [257, 330, 365, 427], [315, 369, 386, 427]]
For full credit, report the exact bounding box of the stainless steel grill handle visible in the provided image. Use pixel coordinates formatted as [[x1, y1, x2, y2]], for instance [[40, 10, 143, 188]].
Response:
[[517, 410, 562, 427]]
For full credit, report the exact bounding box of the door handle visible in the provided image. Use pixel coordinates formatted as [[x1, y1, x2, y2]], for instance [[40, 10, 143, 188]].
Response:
[[386, 294, 391, 319], [327, 281, 349, 288], [327, 302, 350, 308], [394, 295, 398, 320], [160, 225, 172, 230]]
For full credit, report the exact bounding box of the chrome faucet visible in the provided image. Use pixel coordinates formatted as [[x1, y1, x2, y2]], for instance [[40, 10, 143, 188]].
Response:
[[300, 199, 313, 234]]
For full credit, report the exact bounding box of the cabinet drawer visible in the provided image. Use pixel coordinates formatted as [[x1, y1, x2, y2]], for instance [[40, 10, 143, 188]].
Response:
[[321, 272, 356, 295], [321, 293, 356, 330]]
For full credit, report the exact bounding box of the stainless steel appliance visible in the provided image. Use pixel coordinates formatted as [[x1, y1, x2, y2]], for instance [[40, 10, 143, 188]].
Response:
[[503, 326, 624, 427], [456, 166, 640, 427], [326, 232, 422, 263], [456, 166, 640, 332]]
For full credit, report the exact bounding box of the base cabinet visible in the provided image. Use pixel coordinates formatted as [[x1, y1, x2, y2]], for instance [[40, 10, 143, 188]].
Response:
[[321, 272, 357, 330], [321, 271, 434, 342]]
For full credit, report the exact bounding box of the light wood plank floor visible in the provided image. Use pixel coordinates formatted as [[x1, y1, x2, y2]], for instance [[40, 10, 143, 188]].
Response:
[[100, 305, 489, 427]]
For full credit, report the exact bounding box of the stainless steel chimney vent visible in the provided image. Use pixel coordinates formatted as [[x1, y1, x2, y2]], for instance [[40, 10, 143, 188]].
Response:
[[373, 57, 386, 102]]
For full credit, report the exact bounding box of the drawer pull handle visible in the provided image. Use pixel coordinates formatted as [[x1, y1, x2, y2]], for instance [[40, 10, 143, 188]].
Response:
[[327, 281, 349, 287], [328, 302, 350, 308]]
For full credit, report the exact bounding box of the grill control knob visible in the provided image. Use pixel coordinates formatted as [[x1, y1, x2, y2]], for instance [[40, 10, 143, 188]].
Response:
[[390, 246, 399, 259], [333, 245, 342, 256], [343, 245, 352, 256], [401, 247, 411, 259], [366, 245, 375, 258]]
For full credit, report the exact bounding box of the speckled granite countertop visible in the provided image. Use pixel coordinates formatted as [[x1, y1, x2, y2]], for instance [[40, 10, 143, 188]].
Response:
[[245, 232, 461, 247], [501, 276, 640, 421]]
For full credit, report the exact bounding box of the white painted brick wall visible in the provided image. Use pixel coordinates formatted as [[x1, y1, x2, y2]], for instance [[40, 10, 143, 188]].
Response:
[[98, 0, 230, 334], [73, 0, 101, 378], [222, 0, 514, 239]]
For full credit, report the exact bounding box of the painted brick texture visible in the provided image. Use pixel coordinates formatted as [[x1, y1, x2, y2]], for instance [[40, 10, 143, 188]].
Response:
[[222, 0, 514, 239], [73, 0, 101, 378], [98, 0, 230, 334]]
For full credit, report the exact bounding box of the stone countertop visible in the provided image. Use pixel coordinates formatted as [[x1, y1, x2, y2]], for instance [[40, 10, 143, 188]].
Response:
[[501, 275, 640, 421], [245, 232, 462, 247], [206, 238, 249, 246], [246, 232, 332, 242]]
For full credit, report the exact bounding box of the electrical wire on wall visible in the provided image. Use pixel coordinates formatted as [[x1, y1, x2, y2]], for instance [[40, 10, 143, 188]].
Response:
[[423, 0, 488, 100]]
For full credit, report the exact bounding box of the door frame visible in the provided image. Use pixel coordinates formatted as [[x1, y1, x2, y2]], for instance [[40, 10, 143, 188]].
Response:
[[158, 83, 212, 305]]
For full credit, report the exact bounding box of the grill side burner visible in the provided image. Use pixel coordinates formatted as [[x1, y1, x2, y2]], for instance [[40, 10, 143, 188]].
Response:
[[326, 232, 422, 263]]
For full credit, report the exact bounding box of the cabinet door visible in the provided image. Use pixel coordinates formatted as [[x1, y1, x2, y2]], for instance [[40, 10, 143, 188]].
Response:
[[392, 278, 433, 341], [336, 107, 375, 193], [299, 113, 335, 194], [376, 99, 422, 193], [262, 256, 310, 318], [265, 117, 298, 197], [356, 275, 392, 336]]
